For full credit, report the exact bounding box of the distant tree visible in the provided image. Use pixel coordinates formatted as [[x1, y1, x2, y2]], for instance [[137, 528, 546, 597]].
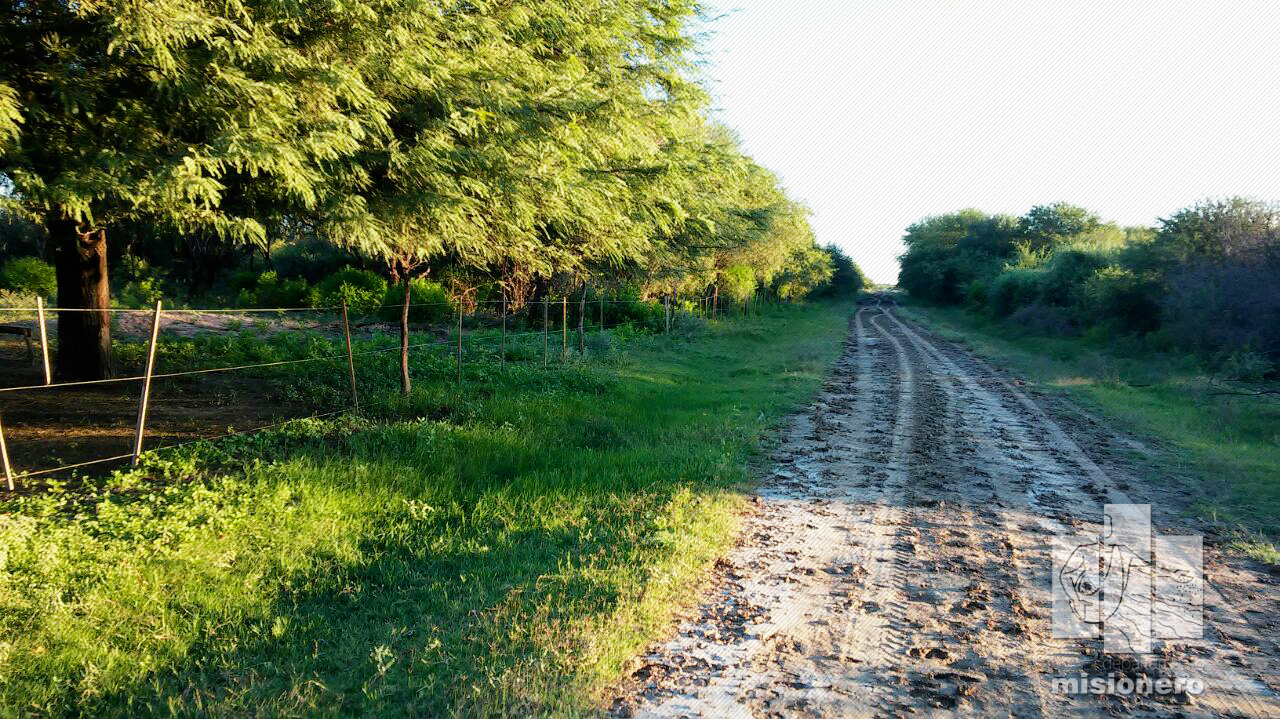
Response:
[[817, 244, 868, 296], [1157, 197, 1279, 262], [1019, 203, 1101, 251]]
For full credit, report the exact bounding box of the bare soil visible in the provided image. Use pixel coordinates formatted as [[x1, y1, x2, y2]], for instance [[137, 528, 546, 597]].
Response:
[[611, 302, 1280, 718]]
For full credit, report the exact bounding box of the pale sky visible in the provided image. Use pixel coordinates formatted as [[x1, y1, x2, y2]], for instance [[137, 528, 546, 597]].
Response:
[[704, 1, 1280, 283]]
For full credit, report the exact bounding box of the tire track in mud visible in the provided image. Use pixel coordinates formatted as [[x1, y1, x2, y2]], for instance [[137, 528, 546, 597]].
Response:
[[610, 304, 1280, 719], [881, 306, 1280, 718]]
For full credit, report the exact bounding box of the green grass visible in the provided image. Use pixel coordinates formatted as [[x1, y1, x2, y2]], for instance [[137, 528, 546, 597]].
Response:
[[899, 303, 1280, 543], [0, 301, 851, 717]]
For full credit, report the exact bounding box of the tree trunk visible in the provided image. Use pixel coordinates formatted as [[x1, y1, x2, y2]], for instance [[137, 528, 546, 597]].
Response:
[[51, 218, 113, 381], [400, 278, 411, 394]]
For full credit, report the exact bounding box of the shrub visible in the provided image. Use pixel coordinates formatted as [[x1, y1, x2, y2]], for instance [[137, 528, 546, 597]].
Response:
[[317, 267, 387, 314], [1218, 349, 1273, 382], [0, 256, 55, 298], [378, 278, 455, 324], [1009, 303, 1076, 337], [1081, 266, 1162, 336], [234, 270, 317, 309], [1162, 254, 1280, 359], [114, 255, 167, 306], [600, 287, 664, 330], [965, 279, 988, 308], [987, 269, 1042, 317], [271, 239, 353, 283], [1037, 249, 1107, 308]]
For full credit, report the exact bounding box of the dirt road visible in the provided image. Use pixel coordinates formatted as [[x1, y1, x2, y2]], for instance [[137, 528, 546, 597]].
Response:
[[613, 302, 1280, 718]]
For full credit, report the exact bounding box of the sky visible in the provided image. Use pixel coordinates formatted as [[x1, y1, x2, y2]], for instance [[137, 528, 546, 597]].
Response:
[[703, 0, 1280, 283]]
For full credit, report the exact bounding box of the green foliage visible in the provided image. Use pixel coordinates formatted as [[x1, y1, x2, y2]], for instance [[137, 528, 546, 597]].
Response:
[[1157, 197, 1279, 261], [113, 255, 167, 307], [0, 256, 54, 298], [1019, 202, 1102, 250], [1081, 266, 1162, 335], [378, 278, 454, 324], [899, 196, 1280, 379], [815, 244, 867, 296], [987, 269, 1043, 317], [720, 265, 757, 303], [318, 268, 387, 314], [234, 270, 318, 309]]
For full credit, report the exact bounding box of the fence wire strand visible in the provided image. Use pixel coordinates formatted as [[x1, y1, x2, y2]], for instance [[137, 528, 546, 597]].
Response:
[[1, 296, 718, 482]]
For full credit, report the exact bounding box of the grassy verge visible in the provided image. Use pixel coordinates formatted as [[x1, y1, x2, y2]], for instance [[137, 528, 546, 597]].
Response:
[[898, 303, 1280, 546], [0, 301, 851, 717]]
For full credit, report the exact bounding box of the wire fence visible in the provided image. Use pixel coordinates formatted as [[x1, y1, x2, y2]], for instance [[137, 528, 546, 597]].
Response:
[[0, 292, 726, 489]]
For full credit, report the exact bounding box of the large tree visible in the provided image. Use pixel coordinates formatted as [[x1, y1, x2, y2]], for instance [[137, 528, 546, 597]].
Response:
[[0, 0, 395, 378]]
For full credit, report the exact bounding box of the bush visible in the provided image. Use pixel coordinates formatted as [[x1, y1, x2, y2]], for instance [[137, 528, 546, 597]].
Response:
[[235, 270, 317, 309], [1081, 266, 1162, 336], [271, 239, 354, 283], [600, 287, 664, 330], [987, 269, 1042, 317], [317, 267, 387, 314], [1037, 249, 1107, 308], [1218, 349, 1273, 382], [114, 255, 167, 307], [1162, 255, 1280, 359], [1009, 303, 1076, 337], [0, 256, 55, 298], [378, 278, 455, 324]]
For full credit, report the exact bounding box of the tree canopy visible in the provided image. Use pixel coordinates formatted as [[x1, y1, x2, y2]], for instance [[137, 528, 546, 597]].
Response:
[[0, 0, 845, 379]]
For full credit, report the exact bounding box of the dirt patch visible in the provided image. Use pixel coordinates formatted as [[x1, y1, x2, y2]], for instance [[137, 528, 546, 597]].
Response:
[[0, 373, 316, 484]]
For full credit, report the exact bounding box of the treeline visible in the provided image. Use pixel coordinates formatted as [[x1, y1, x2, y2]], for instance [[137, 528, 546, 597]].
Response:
[[0, 1, 864, 381], [898, 198, 1280, 378]]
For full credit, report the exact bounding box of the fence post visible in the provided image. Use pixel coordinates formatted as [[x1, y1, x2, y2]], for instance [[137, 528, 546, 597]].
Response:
[[561, 296, 567, 361], [500, 293, 507, 373], [543, 299, 549, 368], [340, 300, 360, 413], [400, 279, 412, 395], [599, 293, 604, 334], [712, 285, 718, 321], [131, 300, 163, 467], [456, 301, 463, 384], [35, 296, 51, 385], [577, 287, 586, 354], [664, 295, 671, 335], [0, 414, 13, 491]]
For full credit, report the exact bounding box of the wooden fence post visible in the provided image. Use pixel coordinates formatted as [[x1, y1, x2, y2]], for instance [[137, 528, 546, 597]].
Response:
[[664, 295, 671, 335], [500, 293, 507, 373], [340, 300, 360, 412], [0, 414, 13, 491], [542, 299, 549, 368], [599, 293, 605, 334], [577, 287, 586, 354], [561, 296, 567, 361], [131, 300, 163, 466], [400, 279, 412, 395], [456, 301, 463, 384], [35, 297, 51, 385]]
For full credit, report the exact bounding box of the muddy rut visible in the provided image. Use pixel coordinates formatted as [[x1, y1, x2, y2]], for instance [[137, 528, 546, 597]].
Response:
[[612, 303, 1280, 718]]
